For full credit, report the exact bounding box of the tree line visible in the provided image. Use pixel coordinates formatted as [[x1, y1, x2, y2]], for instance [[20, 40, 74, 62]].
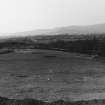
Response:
[[33, 35, 105, 56], [1, 34, 105, 56]]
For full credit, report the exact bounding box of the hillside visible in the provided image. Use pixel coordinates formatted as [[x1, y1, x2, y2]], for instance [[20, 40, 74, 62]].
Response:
[[4, 23, 105, 37], [0, 23, 105, 38]]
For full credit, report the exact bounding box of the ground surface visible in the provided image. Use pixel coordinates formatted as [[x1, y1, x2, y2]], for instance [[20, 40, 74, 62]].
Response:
[[0, 49, 105, 102]]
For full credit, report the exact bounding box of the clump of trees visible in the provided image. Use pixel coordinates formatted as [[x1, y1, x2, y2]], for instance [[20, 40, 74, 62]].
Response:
[[1, 34, 105, 57], [33, 34, 105, 57]]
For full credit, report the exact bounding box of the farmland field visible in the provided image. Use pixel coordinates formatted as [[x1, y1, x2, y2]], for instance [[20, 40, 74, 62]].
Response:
[[0, 49, 105, 102]]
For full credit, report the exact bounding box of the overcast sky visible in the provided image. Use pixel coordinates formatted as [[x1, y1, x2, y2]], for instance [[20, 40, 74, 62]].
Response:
[[0, 0, 105, 33]]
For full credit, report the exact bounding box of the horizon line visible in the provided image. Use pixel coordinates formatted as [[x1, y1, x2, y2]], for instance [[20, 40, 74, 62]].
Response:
[[0, 22, 105, 35]]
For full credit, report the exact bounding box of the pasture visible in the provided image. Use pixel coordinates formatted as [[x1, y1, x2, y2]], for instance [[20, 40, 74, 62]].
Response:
[[0, 49, 105, 102]]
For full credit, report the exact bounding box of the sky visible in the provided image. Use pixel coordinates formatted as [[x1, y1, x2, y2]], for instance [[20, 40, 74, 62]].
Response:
[[0, 0, 105, 33]]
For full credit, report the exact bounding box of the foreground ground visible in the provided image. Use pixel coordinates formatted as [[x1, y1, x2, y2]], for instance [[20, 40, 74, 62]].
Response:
[[0, 49, 105, 102]]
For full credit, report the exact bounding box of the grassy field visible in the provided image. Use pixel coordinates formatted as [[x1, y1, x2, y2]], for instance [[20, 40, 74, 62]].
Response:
[[0, 49, 105, 102]]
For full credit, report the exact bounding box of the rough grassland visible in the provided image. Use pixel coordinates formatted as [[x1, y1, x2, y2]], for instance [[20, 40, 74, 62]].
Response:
[[0, 49, 105, 102]]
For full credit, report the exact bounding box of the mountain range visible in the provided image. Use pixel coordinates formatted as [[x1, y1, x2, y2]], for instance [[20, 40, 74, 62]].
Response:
[[1, 23, 105, 38]]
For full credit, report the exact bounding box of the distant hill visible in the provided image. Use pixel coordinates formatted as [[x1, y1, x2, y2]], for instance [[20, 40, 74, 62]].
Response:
[[0, 23, 105, 40], [8, 23, 105, 36]]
